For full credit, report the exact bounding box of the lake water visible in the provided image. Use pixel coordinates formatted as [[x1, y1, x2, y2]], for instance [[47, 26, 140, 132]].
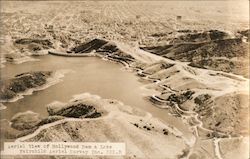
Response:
[[1, 55, 192, 137]]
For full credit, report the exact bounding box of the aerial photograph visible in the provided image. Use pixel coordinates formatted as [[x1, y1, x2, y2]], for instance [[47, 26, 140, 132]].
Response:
[[0, 0, 249, 158]]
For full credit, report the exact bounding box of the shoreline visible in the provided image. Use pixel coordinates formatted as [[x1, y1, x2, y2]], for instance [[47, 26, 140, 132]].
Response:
[[0, 70, 68, 103], [48, 50, 131, 68], [1, 93, 192, 158], [47, 43, 248, 136], [48, 50, 96, 57], [46, 46, 245, 159]]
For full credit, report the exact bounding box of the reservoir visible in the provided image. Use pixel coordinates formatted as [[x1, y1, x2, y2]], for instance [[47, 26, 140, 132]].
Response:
[[1, 55, 192, 137]]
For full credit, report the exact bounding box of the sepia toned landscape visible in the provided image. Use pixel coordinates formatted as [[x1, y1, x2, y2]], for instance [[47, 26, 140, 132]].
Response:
[[0, 1, 249, 159]]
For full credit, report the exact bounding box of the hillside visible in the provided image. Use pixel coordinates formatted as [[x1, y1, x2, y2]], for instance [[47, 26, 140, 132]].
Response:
[[141, 30, 249, 78]]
